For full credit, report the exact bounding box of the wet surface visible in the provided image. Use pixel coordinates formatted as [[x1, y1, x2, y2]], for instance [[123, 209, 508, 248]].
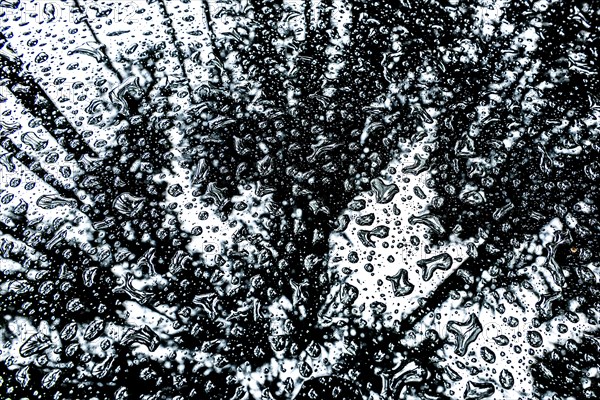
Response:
[[0, 1, 599, 399]]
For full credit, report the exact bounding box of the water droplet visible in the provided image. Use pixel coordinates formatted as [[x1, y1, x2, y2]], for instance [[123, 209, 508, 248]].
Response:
[[36, 194, 76, 209], [355, 213, 375, 226], [60, 322, 78, 342], [42, 369, 61, 389], [499, 369, 514, 389], [527, 330, 543, 348], [464, 381, 495, 400], [19, 333, 51, 358], [113, 192, 145, 217], [492, 335, 509, 346], [417, 253, 453, 281], [408, 213, 445, 235], [386, 268, 414, 296], [357, 225, 390, 247], [370, 178, 399, 203], [121, 325, 160, 351], [480, 346, 496, 363], [15, 366, 30, 387], [299, 361, 313, 378], [84, 319, 105, 341], [447, 314, 483, 356]]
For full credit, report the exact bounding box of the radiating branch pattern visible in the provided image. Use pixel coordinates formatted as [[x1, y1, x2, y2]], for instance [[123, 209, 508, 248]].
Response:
[[0, 1, 599, 399]]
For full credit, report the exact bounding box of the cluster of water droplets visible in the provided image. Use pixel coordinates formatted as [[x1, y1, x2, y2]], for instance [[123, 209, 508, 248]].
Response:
[[0, 0, 599, 400]]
